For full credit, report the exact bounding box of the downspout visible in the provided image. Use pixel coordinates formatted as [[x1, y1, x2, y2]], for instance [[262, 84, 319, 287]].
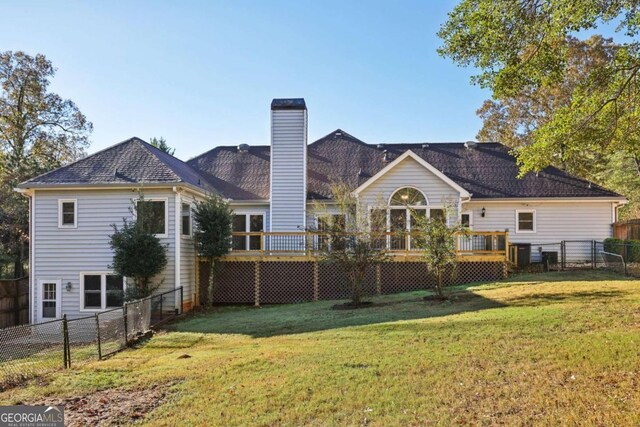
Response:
[[173, 187, 181, 310]]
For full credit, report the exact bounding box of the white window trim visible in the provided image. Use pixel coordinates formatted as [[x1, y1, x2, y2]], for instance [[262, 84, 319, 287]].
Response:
[[515, 209, 537, 233], [181, 202, 193, 238], [79, 272, 126, 312], [231, 212, 266, 250], [37, 279, 62, 322], [134, 197, 169, 238], [58, 199, 77, 229], [460, 210, 473, 230]]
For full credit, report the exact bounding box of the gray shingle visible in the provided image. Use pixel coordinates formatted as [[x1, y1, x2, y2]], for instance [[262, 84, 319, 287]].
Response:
[[20, 137, 210, 190]]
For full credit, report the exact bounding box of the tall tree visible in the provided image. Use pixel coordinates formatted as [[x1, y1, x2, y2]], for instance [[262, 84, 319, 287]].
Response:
[[149, 137, 175, 156], [0, 51, 92, 277], [438, 1, 640, 216]]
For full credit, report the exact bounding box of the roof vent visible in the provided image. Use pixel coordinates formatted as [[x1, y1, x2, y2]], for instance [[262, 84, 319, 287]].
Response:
[[383, 150, 390, 162], [377, 144, 385, 149], [422, 143, 429, 149], [358, 168, 363, 176], [464, 141, 478, 149], [335, 131, 342, 137], [238, 143, 250, 153]]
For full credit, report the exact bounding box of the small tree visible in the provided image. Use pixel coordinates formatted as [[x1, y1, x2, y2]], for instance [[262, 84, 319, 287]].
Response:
[[110, 195, 168, 301], [192, 194, 233, 307], [149, 137, 175, 155], [413, 206, 468, 299], [314, 184, 388, 307]]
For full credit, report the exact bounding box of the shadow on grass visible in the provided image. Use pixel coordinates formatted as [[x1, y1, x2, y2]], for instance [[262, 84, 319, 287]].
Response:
[[504, 290, 627, 307], [168, 290, 507, 338], [166, 270, 634, 339]]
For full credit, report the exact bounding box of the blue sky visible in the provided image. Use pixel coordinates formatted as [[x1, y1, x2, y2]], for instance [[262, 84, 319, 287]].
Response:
[[2, 1, 622, 160]]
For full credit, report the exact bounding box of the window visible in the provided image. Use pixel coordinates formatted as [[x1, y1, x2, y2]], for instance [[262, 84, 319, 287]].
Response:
[[317, 214, 346, 250], [516, 210, 536, 233], [429, 208, 445, 223], [232, 213, 264, 250], [136, 199, 167, 237], [389, 187, 427, 206], [181, 203, 192, 236], [81, 273, 125, 311], [39, 280, 60, 320], [58, 199, 77, 228], [461, 211, 473, 229]]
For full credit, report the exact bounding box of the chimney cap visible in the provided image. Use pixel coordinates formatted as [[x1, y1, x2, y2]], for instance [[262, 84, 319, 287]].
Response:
[[271, 98, 306, 110]]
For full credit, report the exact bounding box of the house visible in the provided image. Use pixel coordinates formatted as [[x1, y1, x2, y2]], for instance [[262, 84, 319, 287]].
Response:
[[16, 98, 627, 321]]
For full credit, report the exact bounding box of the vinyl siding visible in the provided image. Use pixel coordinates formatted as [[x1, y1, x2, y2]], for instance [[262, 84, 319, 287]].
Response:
[[33, 188, 176, 320], [464, 201, 615, 261], [270, 109, 307, 231], [358, 156, 462, 221], [179, 192, 204, 307]]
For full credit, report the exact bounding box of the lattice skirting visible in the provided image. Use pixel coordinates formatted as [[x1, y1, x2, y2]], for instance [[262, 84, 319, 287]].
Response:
[[198, 260, 507, 305]]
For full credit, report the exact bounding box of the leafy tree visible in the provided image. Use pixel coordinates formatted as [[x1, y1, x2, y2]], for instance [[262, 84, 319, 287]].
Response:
[[110, 194, 168, 301], [313, 184, 389, 307], [193, 194, 233, 307], [0, 51, 92, 277], [412, 206, 468, 300], [438, 1, 640, 216], [149, 137, 175, 156]]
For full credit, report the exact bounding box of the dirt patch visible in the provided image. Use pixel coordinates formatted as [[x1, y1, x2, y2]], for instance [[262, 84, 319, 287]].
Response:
[[29, 382, 175, 426]]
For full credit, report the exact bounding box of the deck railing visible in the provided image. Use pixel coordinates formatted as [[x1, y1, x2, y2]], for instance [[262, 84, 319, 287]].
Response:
[[227, 231, 508, 260]]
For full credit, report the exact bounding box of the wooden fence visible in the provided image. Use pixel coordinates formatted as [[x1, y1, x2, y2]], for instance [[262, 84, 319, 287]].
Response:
[[0, 277, 29, 328], [613, 219, 640, 240]]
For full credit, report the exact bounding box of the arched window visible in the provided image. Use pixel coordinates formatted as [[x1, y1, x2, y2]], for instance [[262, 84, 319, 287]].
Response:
[[389, 187, 427, 206]]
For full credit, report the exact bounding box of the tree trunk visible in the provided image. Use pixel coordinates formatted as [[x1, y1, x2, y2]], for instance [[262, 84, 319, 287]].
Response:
[[207, 257, 216, 307], [435, 269, 444, 298]]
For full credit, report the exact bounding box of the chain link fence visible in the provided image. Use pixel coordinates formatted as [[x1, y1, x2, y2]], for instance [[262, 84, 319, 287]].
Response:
[[509, 240, 640, 277], [0, 287, 183, 389]]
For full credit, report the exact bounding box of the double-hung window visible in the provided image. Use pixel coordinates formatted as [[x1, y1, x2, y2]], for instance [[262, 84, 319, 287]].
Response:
[[81, 273, 125, 311], [181, 203, 192, 237], [136, 199, 168, 237], [516, 210, 536, 233], [58, 199, 77, 228], [232, 213, 264, 250]]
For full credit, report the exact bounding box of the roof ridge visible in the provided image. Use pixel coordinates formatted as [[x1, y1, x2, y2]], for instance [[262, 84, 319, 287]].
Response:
[[133, 139, 183, 182]]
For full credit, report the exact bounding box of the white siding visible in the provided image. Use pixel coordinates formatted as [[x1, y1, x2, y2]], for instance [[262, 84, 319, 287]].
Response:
[[358, 156, 461, 217], [465, 201, 615, 261], [33, 188, 177, 320], [270, 109, 307, 231], [179, 192, 204, 308]]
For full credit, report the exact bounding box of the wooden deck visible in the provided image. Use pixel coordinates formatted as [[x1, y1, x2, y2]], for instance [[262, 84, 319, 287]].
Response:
[[222, 231, 508, 262]]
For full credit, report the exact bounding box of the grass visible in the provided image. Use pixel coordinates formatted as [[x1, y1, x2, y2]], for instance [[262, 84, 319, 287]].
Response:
[[2, 270, 640, 425]]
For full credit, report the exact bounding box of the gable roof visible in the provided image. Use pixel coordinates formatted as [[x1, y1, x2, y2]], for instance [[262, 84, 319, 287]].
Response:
[[352, 150, 470, 197], [18, 137, 210, 192], [188, 129, 623, 201]]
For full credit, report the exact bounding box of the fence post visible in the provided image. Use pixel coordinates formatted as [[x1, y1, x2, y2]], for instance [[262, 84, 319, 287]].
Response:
[[591, 240, 596, 269], [560, 241, 566, 270], [376, 264, 382, 296], [180, 286, 184, 315], [95, 313, 102, 360], [62, 314, 70, 369], [123, 303, 129, 346]]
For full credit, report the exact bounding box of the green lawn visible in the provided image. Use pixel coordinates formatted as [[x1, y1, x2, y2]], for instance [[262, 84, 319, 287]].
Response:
[[2, 271, 640, 426]]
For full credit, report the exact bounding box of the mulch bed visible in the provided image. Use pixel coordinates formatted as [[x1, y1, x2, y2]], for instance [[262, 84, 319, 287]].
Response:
[[28, 382, 175, 426]]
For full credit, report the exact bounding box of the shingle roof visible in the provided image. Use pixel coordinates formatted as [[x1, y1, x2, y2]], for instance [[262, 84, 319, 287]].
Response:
[[21, 130, 623, 201], [19, 137, 210, 190], [187, 129, 623, 200]]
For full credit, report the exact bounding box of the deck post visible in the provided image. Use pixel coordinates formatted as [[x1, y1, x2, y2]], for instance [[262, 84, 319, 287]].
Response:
[[254, 261, 260, 307], [313, 261, 319, 301], [376, 264, 382, 295]]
